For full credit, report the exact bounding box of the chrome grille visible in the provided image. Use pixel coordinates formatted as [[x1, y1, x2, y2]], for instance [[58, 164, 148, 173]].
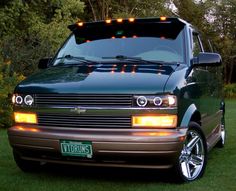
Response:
[[38, 114, 131, 128], [35, 94, 132, 107]]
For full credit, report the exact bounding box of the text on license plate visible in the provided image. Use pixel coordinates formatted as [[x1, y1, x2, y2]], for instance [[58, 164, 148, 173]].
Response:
[[60, 140, 92, 158]]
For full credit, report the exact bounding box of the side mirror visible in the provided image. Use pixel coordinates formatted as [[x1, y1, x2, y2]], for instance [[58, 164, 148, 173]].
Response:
[[193, 52, 222, 67], [38, 58, 52, 69]]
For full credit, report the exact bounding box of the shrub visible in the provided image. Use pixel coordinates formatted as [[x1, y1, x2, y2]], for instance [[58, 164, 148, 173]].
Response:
[[0, 59, 24, 128], [224, 83, 236, 99]]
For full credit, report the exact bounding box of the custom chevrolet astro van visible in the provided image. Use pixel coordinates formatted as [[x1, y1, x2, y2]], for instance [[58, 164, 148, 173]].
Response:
[[8, 17, 225, 182]]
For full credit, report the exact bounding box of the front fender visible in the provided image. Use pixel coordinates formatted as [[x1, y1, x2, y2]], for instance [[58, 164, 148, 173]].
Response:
[[180, 104, 198, 128]]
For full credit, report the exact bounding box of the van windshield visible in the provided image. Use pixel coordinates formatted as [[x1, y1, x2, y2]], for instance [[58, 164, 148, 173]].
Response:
[[53, 21, 186, 65]]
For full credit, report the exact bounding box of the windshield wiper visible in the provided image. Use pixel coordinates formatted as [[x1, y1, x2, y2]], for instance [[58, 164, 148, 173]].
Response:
[[55, 55, 99, 65], [102, 55, 180, 66], [102, 55, 160, 64]]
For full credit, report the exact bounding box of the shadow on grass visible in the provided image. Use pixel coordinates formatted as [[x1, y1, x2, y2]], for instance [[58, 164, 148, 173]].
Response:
[[33, 163, 178, 184]]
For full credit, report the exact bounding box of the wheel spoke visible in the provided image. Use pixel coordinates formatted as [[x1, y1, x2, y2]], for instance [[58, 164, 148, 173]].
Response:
[[179, 155, 185, 163], [181, 161, 191, 179], [189, 154, 203, 166], [187, 136, 200, 151]]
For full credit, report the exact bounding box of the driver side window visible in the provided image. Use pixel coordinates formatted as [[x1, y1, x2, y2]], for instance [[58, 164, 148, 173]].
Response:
[[193, 34, 201, 57]]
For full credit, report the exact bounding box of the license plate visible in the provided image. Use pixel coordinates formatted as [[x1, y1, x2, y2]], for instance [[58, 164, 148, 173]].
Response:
[[60, 140, 92, 158]]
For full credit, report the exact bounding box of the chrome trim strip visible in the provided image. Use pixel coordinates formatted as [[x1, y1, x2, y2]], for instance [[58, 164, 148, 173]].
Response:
[[34, 106, 177, 110]]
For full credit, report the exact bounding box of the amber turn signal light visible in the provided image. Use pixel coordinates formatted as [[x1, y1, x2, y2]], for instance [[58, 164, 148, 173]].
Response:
[[14, 112, 38, 124], [132, 115, 177, 128]]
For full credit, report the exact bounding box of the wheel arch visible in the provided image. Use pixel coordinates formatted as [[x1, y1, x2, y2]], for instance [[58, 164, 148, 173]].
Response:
[[180, 104, 201, 128]]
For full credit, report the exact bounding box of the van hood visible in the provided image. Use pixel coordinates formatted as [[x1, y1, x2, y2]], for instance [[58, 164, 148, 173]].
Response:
[[15, 64, 180, 94]]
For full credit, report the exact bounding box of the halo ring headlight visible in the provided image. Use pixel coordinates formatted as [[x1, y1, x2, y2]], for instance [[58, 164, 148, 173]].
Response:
[[153, 97, 163, 106], [24, 95, 34, 106], [137, 96, 148, 107], [16, 96, 23, 105], [12, 95, 16, 104], [168, 96, 176, 106]]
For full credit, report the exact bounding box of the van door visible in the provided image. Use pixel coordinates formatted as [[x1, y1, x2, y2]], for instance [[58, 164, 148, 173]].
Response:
[[191, 32, 222, 142]]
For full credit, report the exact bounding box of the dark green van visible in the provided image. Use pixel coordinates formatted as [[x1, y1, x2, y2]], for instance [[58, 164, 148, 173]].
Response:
[[8, 17, 225, 182]]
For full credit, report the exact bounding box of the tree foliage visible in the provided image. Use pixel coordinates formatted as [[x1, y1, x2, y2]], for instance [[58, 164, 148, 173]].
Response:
[[0, 0, 85, 75], [0, 58, 24, 128], [83, 0, 169, 20], [209, 0, 236, 83], [172, 0, 236, 83]]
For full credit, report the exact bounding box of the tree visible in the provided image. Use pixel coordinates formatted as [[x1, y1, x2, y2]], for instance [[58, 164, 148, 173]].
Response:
[[171, 0, 212, 31], [0, 0, 85, 76], [83, 0, 170, 21], [209, 0, 236, 83], [171, 0, 236, 83]]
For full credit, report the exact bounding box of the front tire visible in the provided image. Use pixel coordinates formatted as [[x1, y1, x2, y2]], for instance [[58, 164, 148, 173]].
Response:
[[175, 122, 207, 182], [13, 150, 41, 172]]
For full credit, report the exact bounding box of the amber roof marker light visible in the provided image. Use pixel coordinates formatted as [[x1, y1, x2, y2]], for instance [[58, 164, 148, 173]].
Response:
[[77, 22, 84, 27], [117, 18, 123, 23], [128, 18, 135, 22], [105, 19, 112, 24], [160, 16, 167, 21]]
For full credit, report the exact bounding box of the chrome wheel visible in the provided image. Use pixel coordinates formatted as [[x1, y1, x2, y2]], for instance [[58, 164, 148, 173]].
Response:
[[179, 129, 205, 181]]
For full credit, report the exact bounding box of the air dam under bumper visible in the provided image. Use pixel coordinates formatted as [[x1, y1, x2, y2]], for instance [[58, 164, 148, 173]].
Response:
[[8, 125, 187, 169]]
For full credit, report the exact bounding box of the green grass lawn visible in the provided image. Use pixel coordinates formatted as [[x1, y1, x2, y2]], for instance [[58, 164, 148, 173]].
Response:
[[1, 100, 236, 191]]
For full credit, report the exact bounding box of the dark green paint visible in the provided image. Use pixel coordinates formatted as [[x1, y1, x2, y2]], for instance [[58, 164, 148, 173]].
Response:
[[15, 64, 179, 94]]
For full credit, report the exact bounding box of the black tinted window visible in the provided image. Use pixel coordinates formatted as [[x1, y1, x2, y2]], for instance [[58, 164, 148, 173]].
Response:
[[193, 34, 201, 56]]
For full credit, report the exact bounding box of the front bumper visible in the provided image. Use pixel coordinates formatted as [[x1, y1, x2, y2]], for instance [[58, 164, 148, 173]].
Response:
[[8, 125, 187, 169]]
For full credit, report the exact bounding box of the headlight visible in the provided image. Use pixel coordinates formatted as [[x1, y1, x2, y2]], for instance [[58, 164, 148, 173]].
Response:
[[153, 97, 162, 106], [136, 96, 148, 107], [168, 95, 176, 106], [24, 95, 34, 106], [134, 95, 177, 107], [12, 94, 34, 106], [12, 95, 16, 104], [15, 96, 23, 105]]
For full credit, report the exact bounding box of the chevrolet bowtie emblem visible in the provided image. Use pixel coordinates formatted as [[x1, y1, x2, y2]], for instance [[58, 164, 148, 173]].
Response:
[[71, 107, 87, 114]]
